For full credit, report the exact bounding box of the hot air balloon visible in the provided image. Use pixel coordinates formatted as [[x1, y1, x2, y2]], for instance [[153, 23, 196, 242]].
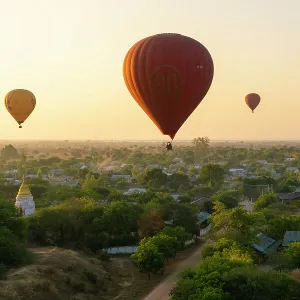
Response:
[[123, 33, 214, 148], [245, 93, 260, 113], [4, 89, 36, 128]]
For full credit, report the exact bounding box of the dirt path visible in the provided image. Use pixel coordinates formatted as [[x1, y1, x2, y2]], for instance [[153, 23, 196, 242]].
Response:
[[142, 243, 204, 300]]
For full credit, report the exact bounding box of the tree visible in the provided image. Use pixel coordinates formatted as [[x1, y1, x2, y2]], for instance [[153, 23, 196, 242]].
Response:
[[265, 215, 300, 240], [178, 195, 191, 203], [170, 255, 300, 300], [212, 190, 240, 209], [151, 233, 177, 261], [168, 173, 191, 192], [131, 238, 164, 279], [37, 169, 43, 180], [254, 193, 278, 210], [0, 227, 30, 268], [1, 144, 19, 159], [282, 242, 300, 269], [16, 152, 27, 177], [200, 164, 224, 187], [0, 198, 27, 241], [193, 137, 210, 163], [81, 173, 99, 190], [162, 202, 197, 234], [192, 137, 210, 152], [102, 201, 138, 239], [211, 205, 265, 244], [201, 238, 254, 264], [138, 208, 165, 238], [142, 168, 168, 190], [161, 226, 192, 250]]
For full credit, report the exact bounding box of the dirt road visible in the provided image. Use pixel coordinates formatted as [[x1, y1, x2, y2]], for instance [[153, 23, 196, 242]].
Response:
[[142, 243, 203, 300]]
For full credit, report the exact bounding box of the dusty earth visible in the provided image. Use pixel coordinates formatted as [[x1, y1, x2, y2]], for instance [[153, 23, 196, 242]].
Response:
[[0, 244, 202, 300]]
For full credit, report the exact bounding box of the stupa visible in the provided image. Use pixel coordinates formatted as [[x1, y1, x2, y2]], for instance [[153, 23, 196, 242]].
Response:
[[15, 175, 35, 216]]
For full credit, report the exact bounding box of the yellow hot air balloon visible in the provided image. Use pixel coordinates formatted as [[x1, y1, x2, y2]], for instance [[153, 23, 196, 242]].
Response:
[[4, 89, 36, 128]]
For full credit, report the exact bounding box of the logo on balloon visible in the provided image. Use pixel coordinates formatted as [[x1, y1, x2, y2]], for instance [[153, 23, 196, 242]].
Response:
[[149, 65, 184, 102]]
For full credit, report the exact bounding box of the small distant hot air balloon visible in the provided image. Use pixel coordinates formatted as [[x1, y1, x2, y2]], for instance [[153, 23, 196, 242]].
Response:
[[4, 89, 36, 128], [123, 33, 214, 148], [245, 93, 260, 113]]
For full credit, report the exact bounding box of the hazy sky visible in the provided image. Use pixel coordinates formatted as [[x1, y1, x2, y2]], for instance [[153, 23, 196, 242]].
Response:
[[0, 0, 300, 141]]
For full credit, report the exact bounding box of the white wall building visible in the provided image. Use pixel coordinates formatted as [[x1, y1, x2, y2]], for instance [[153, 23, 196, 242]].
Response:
[[15, 178, 35, 216]]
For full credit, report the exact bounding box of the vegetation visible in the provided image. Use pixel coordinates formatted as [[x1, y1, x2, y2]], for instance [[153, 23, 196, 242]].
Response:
[[2, 139, 300, 299]]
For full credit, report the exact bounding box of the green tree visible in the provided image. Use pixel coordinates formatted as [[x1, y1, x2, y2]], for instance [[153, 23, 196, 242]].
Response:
[[37, 169, 43, 180], [1, 144, 19, 159], [161, 226, 192, 250], [81, 173, 99, 190], [162, 202, 197, 234], [254, 193, 278, 210], [168, 173, 191, 192], [212, 190, 240, 209], [142, 168, 168, 190], [264, 215, 300, 240], [0, 227, 30, 267], [282, 242, 300, 269], [200, 164, 224, 187], [151, 233, 177, 261], [211, 205, 265, 244], [131, 238, 164, 279], [0, 198, 27, 241], [171, 255, 300, 300], [102, 201, 138, 240], [192, 137, 210, 161], [17, 152, 27, 176]]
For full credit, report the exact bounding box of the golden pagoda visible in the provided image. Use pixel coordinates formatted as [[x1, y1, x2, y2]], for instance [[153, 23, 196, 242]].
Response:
[[15, 175, 35, 216]]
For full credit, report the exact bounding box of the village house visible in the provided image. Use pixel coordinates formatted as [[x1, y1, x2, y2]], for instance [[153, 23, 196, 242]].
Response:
[[285, 157, 295, 161], [229, 168, 246, 177], [4, 169, 18, 177], [282, 231, 300, 247], [196, 212, 211, 236], [123, 187, 147, 195], [111, 174, 132, 183], [49, 169, 64, 177], [252, 233, 281, 264], [285, 167, 299, 174], [145, 164, 161, 169], [257, 160, 268, 165], [173, 158, 184, 164]]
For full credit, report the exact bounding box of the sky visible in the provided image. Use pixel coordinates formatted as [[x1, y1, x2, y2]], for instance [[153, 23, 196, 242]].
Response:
[[0, 0, 300, 141]]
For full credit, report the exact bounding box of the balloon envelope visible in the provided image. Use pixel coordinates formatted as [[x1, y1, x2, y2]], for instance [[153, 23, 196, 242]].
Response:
[[123, 33, 214, 139], [245, 93, 260, 112], [5, 89, 36, 126]]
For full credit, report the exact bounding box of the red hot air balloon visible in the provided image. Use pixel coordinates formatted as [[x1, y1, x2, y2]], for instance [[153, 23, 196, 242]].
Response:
[[245, 93, 261, 113], [123, 33, 214, 140]]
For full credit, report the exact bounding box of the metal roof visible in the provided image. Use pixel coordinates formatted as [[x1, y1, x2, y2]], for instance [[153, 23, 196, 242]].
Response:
[[252, 233, 279, 254], [197, 212, 211, 222], [282, 231, 300, 247]]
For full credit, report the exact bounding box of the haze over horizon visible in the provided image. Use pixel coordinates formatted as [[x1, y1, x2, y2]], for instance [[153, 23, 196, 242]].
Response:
[[1, 0, 299, 141]]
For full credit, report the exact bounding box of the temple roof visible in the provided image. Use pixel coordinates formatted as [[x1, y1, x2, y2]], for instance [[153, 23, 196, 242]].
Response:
[[17, 176, 32, 198]]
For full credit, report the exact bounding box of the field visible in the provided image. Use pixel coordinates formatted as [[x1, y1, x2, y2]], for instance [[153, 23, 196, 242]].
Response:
[[0, 245, 199, 300]]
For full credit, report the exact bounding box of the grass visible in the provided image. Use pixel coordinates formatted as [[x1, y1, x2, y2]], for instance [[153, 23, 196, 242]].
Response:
[[0, 244, 200, 300]]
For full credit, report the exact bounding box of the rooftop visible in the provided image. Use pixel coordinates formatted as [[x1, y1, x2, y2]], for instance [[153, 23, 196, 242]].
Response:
[[282, 231, 300, 247], [17, 177, 32, 198], [252, 233, 281, 254]]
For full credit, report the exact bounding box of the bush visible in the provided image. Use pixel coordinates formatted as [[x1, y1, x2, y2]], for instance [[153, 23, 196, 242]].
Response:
[[96, 250, 110, 261], [0, 227, 31, 267], [0, 264, 7, 280]]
